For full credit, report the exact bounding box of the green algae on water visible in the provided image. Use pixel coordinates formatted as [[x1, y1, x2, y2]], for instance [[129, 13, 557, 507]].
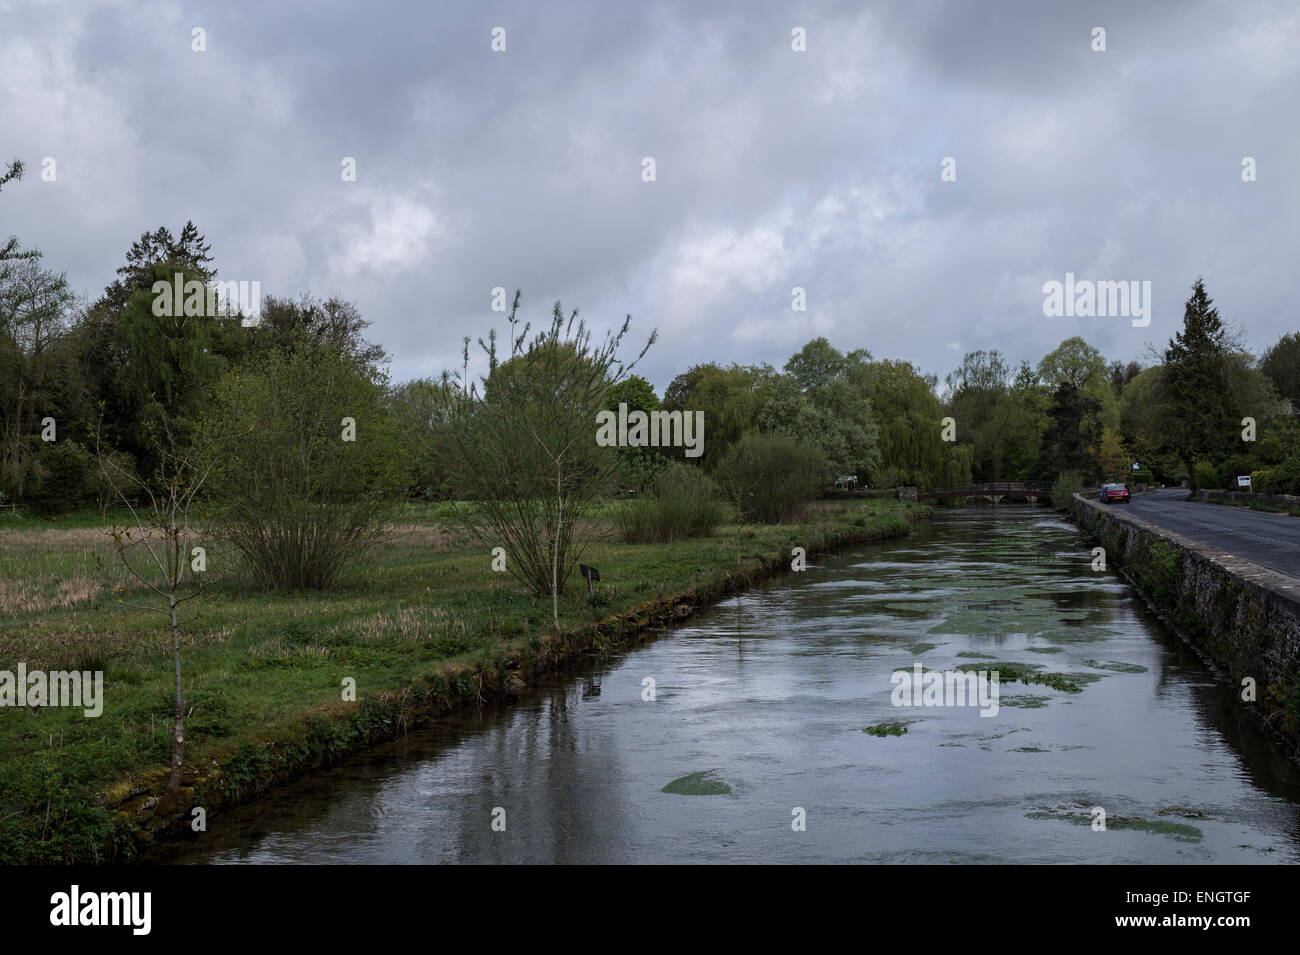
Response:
[[863, 722, 909, 737], [1083, 660, 1149, 673], [1027, 810, 1203, 843], [662, 770, 732, 795]]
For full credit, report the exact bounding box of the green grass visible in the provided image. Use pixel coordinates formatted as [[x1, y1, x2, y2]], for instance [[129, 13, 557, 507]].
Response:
[[0, 496, 922, 862], [1203, 496, 1300, 517]]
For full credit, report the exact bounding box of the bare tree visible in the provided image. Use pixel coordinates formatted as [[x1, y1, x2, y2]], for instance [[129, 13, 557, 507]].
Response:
[[96, 412, 223, 790]]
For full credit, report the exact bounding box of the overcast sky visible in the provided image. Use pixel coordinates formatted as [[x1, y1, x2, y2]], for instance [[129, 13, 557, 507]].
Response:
[[2, 0, 1296, 391]]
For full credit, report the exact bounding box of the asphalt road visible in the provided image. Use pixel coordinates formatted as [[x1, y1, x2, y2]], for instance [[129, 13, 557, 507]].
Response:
[[1122, 488, 1300, 579]]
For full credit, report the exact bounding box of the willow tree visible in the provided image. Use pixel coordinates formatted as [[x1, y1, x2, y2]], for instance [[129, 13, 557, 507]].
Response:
[[435, 293, 654, 627]]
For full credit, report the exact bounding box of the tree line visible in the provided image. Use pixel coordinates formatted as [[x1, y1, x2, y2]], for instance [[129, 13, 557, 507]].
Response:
[[4, 161, 1299, 522]]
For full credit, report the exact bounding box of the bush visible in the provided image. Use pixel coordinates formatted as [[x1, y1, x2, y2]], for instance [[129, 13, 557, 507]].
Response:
[[430, 300, 650, 600], [1050, 469, 1084, 510], [202, 348, 411, 590], [1191, 460, 1219, 492], [615, 462, 723, 543], [1257, 458, 1300, 496], [1216, 453, 1260, 491], [715, 432, 829, 523], [19, 439, 102, 514], [1131, 468, 1154, 485]]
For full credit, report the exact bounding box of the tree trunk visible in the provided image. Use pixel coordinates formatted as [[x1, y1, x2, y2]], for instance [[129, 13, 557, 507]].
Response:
[[168, 594, 184, 789], [552, 461, 561, 633]]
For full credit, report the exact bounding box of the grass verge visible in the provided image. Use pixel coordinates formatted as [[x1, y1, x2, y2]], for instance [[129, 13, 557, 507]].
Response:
[[0, 497, 925, 862]]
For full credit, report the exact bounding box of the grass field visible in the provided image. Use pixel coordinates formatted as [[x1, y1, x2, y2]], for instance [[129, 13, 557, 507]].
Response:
[[0, 497, 923, 862]]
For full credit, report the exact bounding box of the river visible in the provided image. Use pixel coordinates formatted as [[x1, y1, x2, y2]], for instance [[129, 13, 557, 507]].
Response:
[[157, 508, 1300, 864]]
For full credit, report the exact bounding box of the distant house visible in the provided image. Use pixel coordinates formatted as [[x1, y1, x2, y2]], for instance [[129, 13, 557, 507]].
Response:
[[834, 474, 859, 490]]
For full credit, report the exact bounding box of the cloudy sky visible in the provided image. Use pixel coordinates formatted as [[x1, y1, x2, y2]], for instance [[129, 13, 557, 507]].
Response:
[[2, 0, 1297, 391]]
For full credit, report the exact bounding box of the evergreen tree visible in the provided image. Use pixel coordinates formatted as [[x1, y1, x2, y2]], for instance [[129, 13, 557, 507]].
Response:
[[1163, 278, 1233, 466], [1031, 382, 1101, 482]]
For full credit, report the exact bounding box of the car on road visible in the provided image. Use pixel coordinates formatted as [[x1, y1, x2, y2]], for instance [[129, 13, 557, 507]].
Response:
[[1099, 483, 1130, 504]]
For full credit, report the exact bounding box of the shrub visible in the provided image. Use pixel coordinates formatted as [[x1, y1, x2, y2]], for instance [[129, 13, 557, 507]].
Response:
[[1131, 468, 1154, 485], [202, 348, 411, 589], [1191, 460, 1219, 492], [20, 439, 102, 513], [615, 461, 723, 543], [431, 299, 653, 603], [1216, 453, 1261, 491], [1050, 469, 1084, 510], [715, 432, 829, 523], [1257, 458, 1300, 496]]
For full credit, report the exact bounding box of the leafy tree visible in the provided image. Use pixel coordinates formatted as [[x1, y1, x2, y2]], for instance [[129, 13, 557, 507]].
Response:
[[390, 374, 463, 498], [943, 350, 1022, 481], [1261, 333, 1300, 402], [1221, 351, 1285, 431], [860, 359, 971, 488], [0, 259, 76, 499], [228, 293, 387, 378], [783, 337, 849, 393], [1107, 359, 1143, 398], [1039, 336, 1117, 446], [1003, 360, 1050, 479], [759, 340, 881, 483], [1118, 366, 1182, 482], [662, 361, 776, 468], [1037, 337, 1106, 391], [604, 373, 664, 491], [1096, 428, 1130, 482]]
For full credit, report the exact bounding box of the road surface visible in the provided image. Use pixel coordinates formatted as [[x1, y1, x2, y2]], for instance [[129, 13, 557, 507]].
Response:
[[1122, 488, 1300, 579]]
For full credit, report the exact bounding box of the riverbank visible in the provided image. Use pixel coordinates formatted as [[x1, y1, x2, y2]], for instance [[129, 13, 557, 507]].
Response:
[[1068, 492, 1300, 753], [0, 498, 927, 863]]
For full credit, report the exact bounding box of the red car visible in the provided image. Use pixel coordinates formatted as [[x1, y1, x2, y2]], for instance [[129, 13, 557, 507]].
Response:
[[1100, 483, 1130, 504]]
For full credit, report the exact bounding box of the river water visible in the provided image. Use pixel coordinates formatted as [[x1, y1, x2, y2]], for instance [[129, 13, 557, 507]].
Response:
[[159, 509, 1300, 864]]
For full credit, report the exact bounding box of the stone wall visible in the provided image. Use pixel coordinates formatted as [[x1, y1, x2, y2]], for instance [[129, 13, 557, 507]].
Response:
[[1070, 493, 1300, 750]]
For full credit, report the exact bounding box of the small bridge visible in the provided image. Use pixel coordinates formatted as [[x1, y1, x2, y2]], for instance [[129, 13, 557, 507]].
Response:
[[918, 482, 1052, 504]]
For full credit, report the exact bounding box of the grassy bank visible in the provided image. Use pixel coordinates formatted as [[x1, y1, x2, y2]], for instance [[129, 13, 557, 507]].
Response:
[[1202, 496, 1300, 517], [0, 497, 925, 863]]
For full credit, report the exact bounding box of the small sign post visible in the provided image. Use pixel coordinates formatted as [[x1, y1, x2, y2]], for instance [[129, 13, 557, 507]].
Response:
[[1237, 475, 1252, 490]]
